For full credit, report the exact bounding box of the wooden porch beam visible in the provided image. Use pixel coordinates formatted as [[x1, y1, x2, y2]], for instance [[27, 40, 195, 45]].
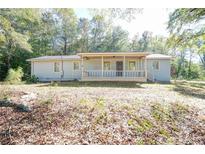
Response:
[[123, 56, 125, 77], [81, 55, 84, 78], [102, 56, 104, 77]]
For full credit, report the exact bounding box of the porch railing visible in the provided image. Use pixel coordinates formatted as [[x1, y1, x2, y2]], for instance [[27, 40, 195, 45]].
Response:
[[82, 70, 145, 78]]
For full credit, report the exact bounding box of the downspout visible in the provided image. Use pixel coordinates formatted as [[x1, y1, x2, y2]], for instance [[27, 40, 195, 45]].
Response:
[[61, 53, 64, 81], [144, 57, 147, 82]]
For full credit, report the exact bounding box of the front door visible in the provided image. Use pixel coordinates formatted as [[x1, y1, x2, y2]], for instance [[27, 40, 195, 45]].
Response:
[[116, 61, 123, 76]]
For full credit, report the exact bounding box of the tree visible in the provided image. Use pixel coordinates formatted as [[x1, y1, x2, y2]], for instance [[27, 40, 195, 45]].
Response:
[[138, 31, 152, 51], [55, 9, 78, 54], [168, 9, 205, 36], [150, 36, 167, 54], [105, 26, 129, 51], [0, 9, 40, 80], [130, 34, 141, 51], [0, 9, 40, 79], [130, 32, 168, 53], [195, 37, 205, 68], [77, 18, 90, 52], [89, 15, 111, 52], [168, 8, 205, 68], [27, 9, 58, 55], [89, 8, 143, 22]]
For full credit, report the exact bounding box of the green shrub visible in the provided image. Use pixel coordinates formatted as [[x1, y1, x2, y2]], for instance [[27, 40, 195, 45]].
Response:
[[199, 67, 205, 80], [26, 75, 39, 83], [51, 81, 59, 86], [5, 67, 24, 84], [40, 99, 53, 106], [95, 97, 105, 110]]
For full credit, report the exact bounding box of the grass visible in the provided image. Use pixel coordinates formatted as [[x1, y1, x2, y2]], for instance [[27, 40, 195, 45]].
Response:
[[172, 80, 205, 99], [130, 102, 201, 144], [0, 85, 12, 100], [39, 81, 144, 88]]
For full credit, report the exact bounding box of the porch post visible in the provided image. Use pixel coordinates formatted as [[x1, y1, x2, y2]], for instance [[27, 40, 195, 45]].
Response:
[[123, 56, 125, 77], [145, 57, 147, 81], [81, 56, 84, 78], [101, 56, 104, 77], [31, 61, 34, 76]]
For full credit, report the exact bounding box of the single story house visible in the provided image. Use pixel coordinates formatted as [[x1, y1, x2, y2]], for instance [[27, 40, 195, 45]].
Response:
[[27, 52, 172, 82]]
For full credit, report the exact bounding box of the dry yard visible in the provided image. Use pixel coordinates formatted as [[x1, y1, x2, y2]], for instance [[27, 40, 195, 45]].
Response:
[[0, 80, 205, 144]]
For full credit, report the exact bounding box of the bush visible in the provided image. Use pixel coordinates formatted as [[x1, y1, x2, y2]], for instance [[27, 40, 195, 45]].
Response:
[[171, 58, 202, 80], [199, 66, 205, 80], [5, 67, 24, 84], [26, 75, 39, 83], [51, 81, 59, 86]]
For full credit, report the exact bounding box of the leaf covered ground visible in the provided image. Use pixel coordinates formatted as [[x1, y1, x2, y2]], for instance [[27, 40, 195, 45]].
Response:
[[0, 81, 205, 144]]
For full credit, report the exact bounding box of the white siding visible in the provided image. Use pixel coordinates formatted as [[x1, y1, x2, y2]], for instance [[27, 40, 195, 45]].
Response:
[[33, 60, 81, 81], [147, 59, 171, 82]]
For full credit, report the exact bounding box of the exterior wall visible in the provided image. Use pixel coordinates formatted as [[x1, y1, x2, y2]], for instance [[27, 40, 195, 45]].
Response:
[[147, 59, 171, 82], [33, 60, 81, 81], [31, 61, 34, 76]]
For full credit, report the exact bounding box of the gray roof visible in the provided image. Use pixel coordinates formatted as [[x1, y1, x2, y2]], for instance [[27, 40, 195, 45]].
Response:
[[146, 54, 172, 59], [27, 55, 81, 61], [78, 52, 150, 56], [27, 53, 172, 62]]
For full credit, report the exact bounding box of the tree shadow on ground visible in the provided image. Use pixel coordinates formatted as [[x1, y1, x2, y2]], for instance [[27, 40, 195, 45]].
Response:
[[36, 81, 144, 88], [173, 81, 205, 100], [0, 105, 67, 144]]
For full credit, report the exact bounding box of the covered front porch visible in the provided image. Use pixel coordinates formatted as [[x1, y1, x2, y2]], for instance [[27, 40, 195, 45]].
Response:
[[78, 52, 149, 82]]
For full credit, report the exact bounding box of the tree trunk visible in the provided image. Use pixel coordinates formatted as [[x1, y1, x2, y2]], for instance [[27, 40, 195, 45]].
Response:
[[7, 53, 11, 70], [188, 50, 193, 78], [177, 60, 182, 78], [63, 39, 67, 54], [177, 51, 185, 78], [86, 37, 89, 52], [6, 41, 12, 70]]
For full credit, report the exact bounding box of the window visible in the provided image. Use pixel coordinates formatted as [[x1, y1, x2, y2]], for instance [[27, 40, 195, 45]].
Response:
[[73, 62, 80, 70], [54, 62, 60, 72], [152, 61, 159, 70], [129, 61, 136, 70], [104, 61, 111, 70]]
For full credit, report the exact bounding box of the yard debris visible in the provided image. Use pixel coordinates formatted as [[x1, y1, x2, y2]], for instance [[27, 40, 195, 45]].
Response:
[[0, 81, 205, 144], [20, 92, 37, 102], [0, 100, 31, 112]]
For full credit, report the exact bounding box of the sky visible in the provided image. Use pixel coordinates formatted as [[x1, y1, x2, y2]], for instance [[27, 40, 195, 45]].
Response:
[[74, 8, 173, 38]]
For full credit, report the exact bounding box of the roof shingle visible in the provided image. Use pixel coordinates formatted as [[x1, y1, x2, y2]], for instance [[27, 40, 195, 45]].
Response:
[[27, 55, 80, 61]]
